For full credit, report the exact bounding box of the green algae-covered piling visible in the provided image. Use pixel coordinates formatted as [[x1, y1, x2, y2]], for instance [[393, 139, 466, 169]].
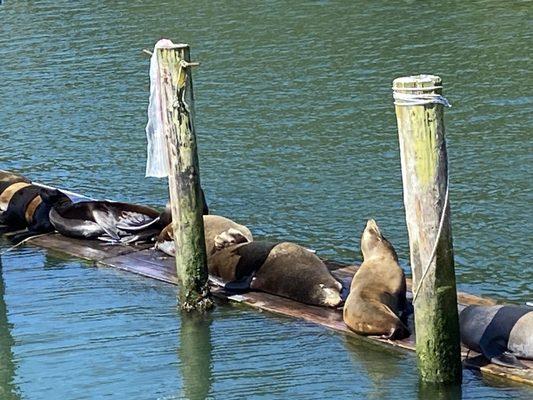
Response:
[[393, 75, 462, 384], [155, 42, 213, 312]]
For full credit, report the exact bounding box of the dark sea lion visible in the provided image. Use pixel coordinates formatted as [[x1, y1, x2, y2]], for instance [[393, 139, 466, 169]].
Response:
[[460, 305, 533, 369], [40, 189, 162, 243], [0, 170, 71, 236], [343, 219, 409, 339], [209, 241, 343, 307], [155, 214, 253, 257]]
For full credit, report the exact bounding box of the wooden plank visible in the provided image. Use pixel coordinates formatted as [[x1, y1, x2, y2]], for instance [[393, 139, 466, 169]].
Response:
[[28, 233, 151, 261], [103, 249, 179, 285], [22, 233, 533, 386]]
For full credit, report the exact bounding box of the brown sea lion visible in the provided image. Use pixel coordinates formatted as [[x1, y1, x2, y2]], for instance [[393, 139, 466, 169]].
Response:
[[343, 219, 409, 339], [208, 240, 343, 307], [155, 214, 253, 257]]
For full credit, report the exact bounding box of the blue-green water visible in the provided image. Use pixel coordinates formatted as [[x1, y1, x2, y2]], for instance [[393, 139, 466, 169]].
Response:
[[0, 0, 531, 398]]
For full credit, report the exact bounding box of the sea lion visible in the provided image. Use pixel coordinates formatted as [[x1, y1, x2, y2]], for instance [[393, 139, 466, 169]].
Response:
[[343, 219, 409, 339], [155, 214, 253, 257], [0, 170, 70, 236], [0, 170, 30, 199], [460, 305, 533, 369], [209, 240, 343, 307], [40, 189, 163, 243]]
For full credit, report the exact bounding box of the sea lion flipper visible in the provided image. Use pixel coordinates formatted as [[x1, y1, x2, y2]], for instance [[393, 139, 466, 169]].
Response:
[[482, 339, 527, 369], [116, 212, 160, 231], [490, 352, 527, 369], [213, 229, 251, 251], [92, 209, 120, 240], [224, 275, 254, 292]]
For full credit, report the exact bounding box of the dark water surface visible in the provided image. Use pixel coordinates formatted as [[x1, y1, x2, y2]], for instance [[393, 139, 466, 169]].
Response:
[[0, 0, 531, 398]]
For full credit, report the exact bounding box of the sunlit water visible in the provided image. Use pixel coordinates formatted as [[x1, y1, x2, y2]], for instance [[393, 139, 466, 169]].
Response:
[[0, 0, 531, 398]]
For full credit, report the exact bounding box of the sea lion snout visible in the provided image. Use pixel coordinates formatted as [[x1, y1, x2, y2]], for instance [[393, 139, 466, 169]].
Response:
[[320, 286, 342, 307], [361, 219, 398, 262], [364, 218, 381, 236]]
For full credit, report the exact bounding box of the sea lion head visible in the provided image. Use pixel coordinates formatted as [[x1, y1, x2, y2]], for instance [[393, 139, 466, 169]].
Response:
[[39, 188, 72, 208], [316, 281, 343, 307], [360, 219, 398, 262]]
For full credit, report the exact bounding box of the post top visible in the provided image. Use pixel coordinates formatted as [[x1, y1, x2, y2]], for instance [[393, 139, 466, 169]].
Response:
[[154, 39, 189, 50], [393, 74, 442, 91]]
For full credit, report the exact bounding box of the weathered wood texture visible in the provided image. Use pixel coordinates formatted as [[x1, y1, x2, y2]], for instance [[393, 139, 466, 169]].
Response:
[[156, 43, 212, 312], [24, 234, 532, 386], [394, 75, 462, 383]]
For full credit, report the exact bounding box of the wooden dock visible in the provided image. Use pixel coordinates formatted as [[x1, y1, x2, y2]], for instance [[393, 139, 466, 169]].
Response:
[[21, 233, 533, 386]]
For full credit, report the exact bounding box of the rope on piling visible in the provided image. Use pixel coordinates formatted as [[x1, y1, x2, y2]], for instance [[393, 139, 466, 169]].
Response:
[[412, 175, 450, 303], [393, 85, 451, 107]]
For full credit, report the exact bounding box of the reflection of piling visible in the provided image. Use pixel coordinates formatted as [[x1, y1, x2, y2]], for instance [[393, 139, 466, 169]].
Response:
[[393, 75, 462, 384], [0, 256, 20, 400], [179, 312, 213, 400], [155, 42, 213, 312], [417, 381, 462, 400]]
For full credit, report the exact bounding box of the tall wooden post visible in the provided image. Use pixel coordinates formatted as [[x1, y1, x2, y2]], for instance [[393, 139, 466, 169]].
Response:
[[156, 43, 213, 312], [393, 75, 462, 383]]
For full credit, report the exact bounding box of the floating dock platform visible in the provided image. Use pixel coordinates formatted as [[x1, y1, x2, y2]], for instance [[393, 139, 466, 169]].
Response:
[[20, 232, 533, 386]]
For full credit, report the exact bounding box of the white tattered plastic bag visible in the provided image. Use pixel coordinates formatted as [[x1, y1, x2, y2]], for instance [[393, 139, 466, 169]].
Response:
[[145, 39, 175, 178]]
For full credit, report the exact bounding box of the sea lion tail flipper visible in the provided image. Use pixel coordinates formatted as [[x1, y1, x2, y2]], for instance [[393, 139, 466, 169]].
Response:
[[116, 214, 160, 231], [482, 340, 527, 369], [97, 236, 121, 244], [400, 301, 414, 324], [378, 303, 410, 340], [224, 275, 254, 292], [92, 209, 121, 240], [490, 352, 527, 369]]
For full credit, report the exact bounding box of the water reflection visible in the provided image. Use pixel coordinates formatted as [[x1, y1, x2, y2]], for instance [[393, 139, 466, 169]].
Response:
[[417, 380, 462, 400], [0, 256, 20, 400], [179, 312, 213, 400], [344, 336, 405, 399]]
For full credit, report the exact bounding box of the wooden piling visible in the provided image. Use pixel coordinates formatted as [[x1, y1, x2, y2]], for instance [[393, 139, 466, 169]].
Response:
[[393, 75, 462, 383], [155, 43, 213, 312]]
